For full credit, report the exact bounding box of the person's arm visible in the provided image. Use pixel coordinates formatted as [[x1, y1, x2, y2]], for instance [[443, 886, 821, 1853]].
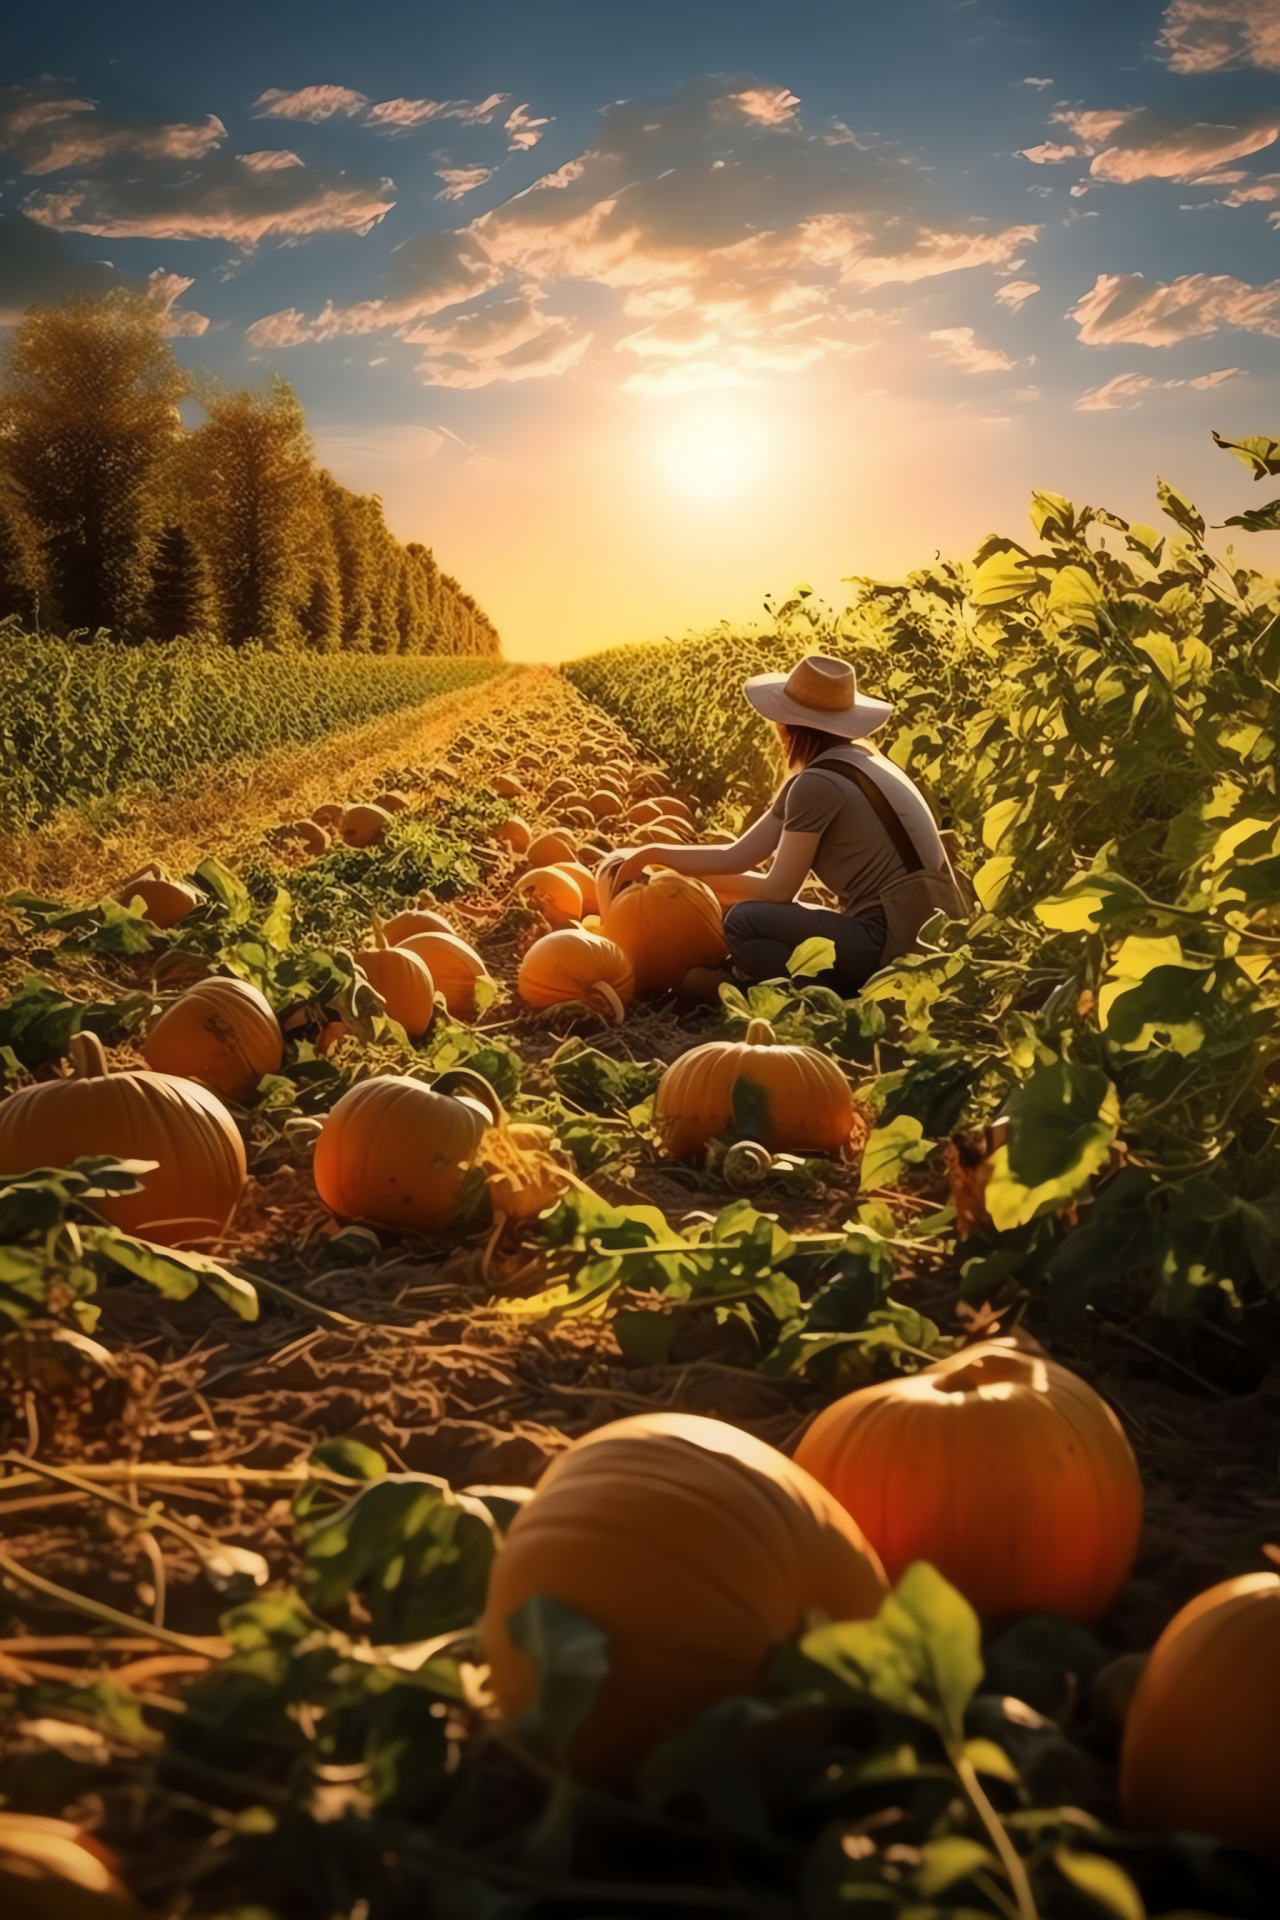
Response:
[[613, 810, 783, 887], [703, 829, 821, 904]]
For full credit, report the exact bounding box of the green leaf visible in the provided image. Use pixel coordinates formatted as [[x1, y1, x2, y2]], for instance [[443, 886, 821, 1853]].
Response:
[[1052, 1847, 1145, 1920], [1224, 498, 1280, 533], [1155, 476, 1205, 543], [507, 1594, 610, 1755], [91, 1233, 259, 1320], [1212, 428, 1280, 480], [860, 1114, 934, 1190], [194, 856, 254, 926], [302, 1475, 496, 1642], [914, 1836, 1001, 1898], [798, 1563, 983, 1740], [786, 936, 837, 979], [969, 550, 1042, 608]]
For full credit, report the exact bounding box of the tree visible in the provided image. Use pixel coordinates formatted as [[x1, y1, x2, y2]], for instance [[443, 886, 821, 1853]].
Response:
[[0, 486, 47, 627], [0, 292, 186, 636], [143, 522, 215, 640]]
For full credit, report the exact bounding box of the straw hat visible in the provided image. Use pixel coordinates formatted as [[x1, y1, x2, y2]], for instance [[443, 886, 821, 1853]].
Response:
[[743, 654, 892, 738]]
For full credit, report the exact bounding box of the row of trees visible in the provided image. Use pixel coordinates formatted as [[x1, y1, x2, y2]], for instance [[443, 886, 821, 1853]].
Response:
[[0, 295, 499, 656]]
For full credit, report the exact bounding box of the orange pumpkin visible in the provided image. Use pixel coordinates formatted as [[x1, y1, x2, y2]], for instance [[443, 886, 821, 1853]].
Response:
[[515, 866, 583, 929], [561, 806, 597, 833], [383, 899, 455, 943], [0, 1033, 246, 1248], [527, 830, 578, 869], [600, 871, 727, 993], [1119, 1572, 1280, 1858], [143, 976, 283, 1105], [282, 818, 330, 855], [357, 918, 436, 1039], [657, 795, 694, 824], [313, 1070, 500, 1232], [311, 802, 345, 830], [493, 772, 523, 799], [517, 930, 635, 1020], [396, 930, 492, 1020], [654, 1018, 854, 1158], [795, 1340, 1143, 1625], [373, 790, 411, 814], [626, 799, 666, 825], [496, 816, 532, 856], [552, 861, 600, 915], [482, 1411, 887, 1781], [340, 803, 392, 848], [115, 864, 199, 929], [587, 788, 624, 821]]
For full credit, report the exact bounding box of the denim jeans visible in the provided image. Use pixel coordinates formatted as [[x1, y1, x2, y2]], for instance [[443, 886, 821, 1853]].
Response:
[[723, 900, 888, 994]]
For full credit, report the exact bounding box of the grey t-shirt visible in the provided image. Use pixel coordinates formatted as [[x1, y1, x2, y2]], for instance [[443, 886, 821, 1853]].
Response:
[[769, 744, 945, 915]]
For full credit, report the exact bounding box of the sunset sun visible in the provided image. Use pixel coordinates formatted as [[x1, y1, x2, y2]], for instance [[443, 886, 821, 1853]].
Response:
[[654, 404, 771, 502]]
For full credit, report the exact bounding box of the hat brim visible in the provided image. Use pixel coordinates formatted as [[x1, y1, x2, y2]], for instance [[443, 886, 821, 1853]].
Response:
[[743, 671, 893, 739]]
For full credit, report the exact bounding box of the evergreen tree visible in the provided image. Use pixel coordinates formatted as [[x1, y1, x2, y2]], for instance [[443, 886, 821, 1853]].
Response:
[[143, 522, 214, 640], [300, 566, 343, 651], [0, 293, 186, 637], [0, 485, 47, 627]]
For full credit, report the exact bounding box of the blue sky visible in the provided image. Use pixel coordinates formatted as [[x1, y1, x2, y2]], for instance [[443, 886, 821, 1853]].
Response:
[[3, 0, 1278, 656]]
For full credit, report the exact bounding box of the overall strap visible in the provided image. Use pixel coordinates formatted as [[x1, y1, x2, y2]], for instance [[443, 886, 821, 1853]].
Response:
[[810, 755, 924, 874]]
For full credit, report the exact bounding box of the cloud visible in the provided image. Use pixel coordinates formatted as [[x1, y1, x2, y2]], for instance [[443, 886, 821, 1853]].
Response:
[[1021, 76, 1055, 89], [434, 165, 494, 201], [1157, 0, 1280, 71], [1076, 365, 1245, 408], [245, 230, 504, 346], [251, 85, 368, 122], [928, 326, 1015, 371], [1022, 103, 1280, 182], [0, 218, 209, 330], [995, 278, 1041, 309], [408, 288, 593, 387], [362, 92, 506, 132], [505, 104, 551, 151], [141, 268, 211, 337], [23, 152, 395, 244], [0, 86, 225, 175], [1070, 269, 1280, 345]]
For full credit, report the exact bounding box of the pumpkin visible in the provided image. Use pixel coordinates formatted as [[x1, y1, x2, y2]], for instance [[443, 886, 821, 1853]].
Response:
[[517, 930, 635, 1020], [527, 830, 578, 868], [552, 861, 600, 915], [311, 802, 345, 829], [496, 816, 532, 856], [654, 1018, 854, 1158], [0, 1032, 246, 1248], [627, 799, 666, 825], [143, 976, 283, 1105], [340, 803, 392, 847], [396, 930, 492, 1020], [357, 916, 436, 1038], [493, 772, 523, 799], [382, 901, 455, 943], [587, 788, 625, 821], [482, 1410, 887, 1780], [600, 871, 727, 995], [561, 806, 597, 833], [1119, 1572, 1280, 1857], [545, 777, 577, 803], [314, 1069, 501, 1233], [515, 866, 583, 929], [373, 790, 411, 813], [657, 795, 694, 824], [282, 818, 330, 855], [115, 864, 199, 929], [794, 1340, 1144, 1625]]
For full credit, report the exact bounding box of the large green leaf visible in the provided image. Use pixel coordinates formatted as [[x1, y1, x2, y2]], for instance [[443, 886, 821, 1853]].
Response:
[[796, 1563, 982, 1741], [986, 1061, 1120, 1231], [506, 1594, 610, 1756], [302, 1475, 497, 1642]]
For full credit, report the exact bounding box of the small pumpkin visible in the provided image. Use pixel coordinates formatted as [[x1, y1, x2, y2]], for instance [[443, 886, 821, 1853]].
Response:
[[115, 864, 199, 929], [282, 818, 330, 855], [517, 929, 635, 1020], [655, 1017, 853, 1158], [515, 866, 583, 929], [561, 806, 597, 833], [311, 802, 345, 830], [373, 790, 411, 814], [587, 788, 625, 821], [143, 976, 283, 1105], [493, 772, 523, 800], [600, 871, 728, 995], [396, 930, 493, 1020], [794, 1340, 1144, 1625], [496, 816, 532, 856], [382, 900, 455, 943], [527, 830, 578, 869], [340, 803, 392, 848], [482, 1411, 887, 1781], [626, 799, 666, 825], [657, 795, 694, 824], [1119, 1572, 1280, 1858], [0, 1033, 246, 1248], [357, 915, 436, 1038], [314, 1069, 501, 1233], [551, 861, 600, 915]]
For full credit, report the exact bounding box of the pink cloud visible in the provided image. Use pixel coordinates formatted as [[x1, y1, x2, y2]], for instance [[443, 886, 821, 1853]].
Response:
[[363, 92, 507, 132], [995, 279, 1041, 309], [0, 89, 225, 174], [1158, 1, 1280, 72], [505, 104, 551, 151], [1076, 365, 1245, 408], [434, 166, 495, 201], [1070, 269, 1280, 345], [143, 269, 210, 337], [928, 326, 1016, 372], [1024, 103, 1280, 183], [245, 231, 504, 346], [251, 85, 368, 122], [409, 289, 593, 387]]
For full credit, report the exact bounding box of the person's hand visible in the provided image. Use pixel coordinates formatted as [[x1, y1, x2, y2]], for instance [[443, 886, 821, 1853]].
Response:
[[613, 845, 668, 886]]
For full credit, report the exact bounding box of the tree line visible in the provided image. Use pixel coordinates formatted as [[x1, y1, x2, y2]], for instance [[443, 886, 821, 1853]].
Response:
[[0, 294, 500, 657]]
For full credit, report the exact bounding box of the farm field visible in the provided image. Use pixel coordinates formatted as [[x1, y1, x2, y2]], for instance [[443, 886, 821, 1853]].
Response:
[[1, 468, 1279, 1917]]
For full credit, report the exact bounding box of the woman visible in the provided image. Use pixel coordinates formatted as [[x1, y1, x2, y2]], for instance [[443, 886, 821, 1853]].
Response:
[[605, 653, 949, 1001]]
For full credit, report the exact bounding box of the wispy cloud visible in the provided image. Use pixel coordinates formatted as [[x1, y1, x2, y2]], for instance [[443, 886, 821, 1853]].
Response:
[[362, 93, 507, 132], [407, 288, 593, 387], [0, 86, 225, 174], [434, 165, 494, 201], [1070, 269, 1280, 345], [1076, 365, 1244, 408], [505, 104, 551, 151], [994, 278, 1040, 309], [1021, 76, 1055, 89], [1022, 103, 1280, 183], [245, 230, 504, 347], [1157, 0, 1280, 72], [928, 326, 1016, 371], [251, 85, 368, 121]]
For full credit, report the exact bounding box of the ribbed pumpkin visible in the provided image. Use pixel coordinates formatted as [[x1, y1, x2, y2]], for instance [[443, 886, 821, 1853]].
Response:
[[600, 871, 727, 993], [115, 865, 199, 929], [357, 917, 436, 1039], [795, 1340, 1143, 1625], [657, 796, 694, 824], [655, 1018, 853, 1158], [496, 816, 532, 856], [382, 900, 455, 943], [627, 799, 666, 825], [587, 788, 624, 821], [552, 861, 600, 915], [517, 929, 635, 1019], [1120, 1572, 1280, 1857], [493, 773, 523, 799], [482, 1411, 887, 1781], [515, 866, 583, 929], [527, 830, 578, 869], [313, 1069, 500, 1232], [143, 976, 283, 1105], [340, 803, 392, 847], [373, 790, 410, 813], [0, 1033, 246, 1247], [396, 930, 492, 1020]]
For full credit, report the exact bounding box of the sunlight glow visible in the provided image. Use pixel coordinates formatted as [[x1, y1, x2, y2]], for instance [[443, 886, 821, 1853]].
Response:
[[653, 404, 771, 503]]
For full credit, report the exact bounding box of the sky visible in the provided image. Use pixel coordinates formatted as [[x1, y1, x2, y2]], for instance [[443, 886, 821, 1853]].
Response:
[[3, 0, 1279, 660]]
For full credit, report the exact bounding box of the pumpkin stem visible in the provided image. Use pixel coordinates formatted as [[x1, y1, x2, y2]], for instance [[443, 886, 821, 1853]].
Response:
[[434, 1067, 505, 1129], [371, 909, 388, 950], [69, 1031, 110, 1079], [744, 1019, 776, 1046], [594, 981, 625, 1027]]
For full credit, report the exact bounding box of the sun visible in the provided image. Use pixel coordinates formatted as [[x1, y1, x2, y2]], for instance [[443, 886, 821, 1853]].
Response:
[[653, 404, 770, 503]]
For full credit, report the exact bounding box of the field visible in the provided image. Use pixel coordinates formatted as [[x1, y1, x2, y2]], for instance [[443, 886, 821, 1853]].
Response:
[[1, 463, 1279, 1918]]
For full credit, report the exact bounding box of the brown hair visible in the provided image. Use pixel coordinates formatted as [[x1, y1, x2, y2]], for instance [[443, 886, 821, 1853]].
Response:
[[776, 722, 849, 772]]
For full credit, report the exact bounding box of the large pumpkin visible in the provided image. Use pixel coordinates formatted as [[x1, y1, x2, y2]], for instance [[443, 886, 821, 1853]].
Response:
[[357, 917, 436, 1038], [517, 929, 635, 1019], [382, 901, 455, 943], [482, 1411, 887, 1780], [1120, 1572, 1280, 1858], [396, 930, 492, 1020], [795, 1340, 1143, 1625], [600, 871, 727, 993], [515, 866, 583, 929], [0, 1033, 246, 1248], [313, 1070, 500, 1233], [655, 1018, 854, 1158], [143, 976, 283, 1105], [115, 864, 199, 929]]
